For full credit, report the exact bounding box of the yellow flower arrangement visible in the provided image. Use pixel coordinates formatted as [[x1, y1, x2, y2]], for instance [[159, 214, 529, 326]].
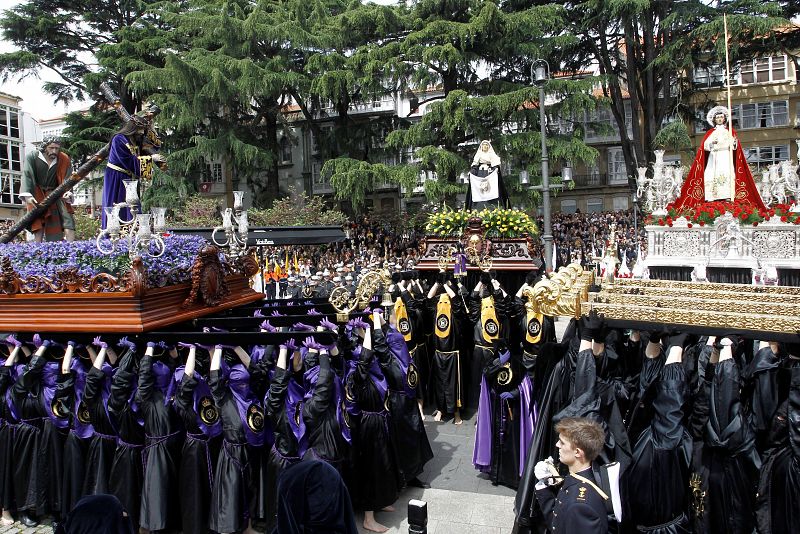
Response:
[[425, 208, 537, 238]]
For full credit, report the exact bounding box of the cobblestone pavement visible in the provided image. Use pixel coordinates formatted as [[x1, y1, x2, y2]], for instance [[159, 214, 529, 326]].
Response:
[[0, 519, 53, 534]]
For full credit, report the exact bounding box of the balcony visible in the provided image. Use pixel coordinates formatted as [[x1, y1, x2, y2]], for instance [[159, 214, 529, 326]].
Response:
[[570, 174, 629, 188]]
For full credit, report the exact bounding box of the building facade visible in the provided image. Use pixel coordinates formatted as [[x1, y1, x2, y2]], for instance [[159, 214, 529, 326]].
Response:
[[0, 92, 27, 222]]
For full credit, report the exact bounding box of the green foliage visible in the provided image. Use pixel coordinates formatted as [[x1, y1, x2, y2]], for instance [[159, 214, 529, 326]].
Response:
[[73, 211, 101, 241], [248, 187, 348, 227], [141, 167, 193, 213], [653, 121, 693, 151], [169, 194, 221, 228]]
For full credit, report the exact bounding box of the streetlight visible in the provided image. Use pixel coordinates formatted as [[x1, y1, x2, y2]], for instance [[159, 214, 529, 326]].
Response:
[[530, 59, 556, 272]]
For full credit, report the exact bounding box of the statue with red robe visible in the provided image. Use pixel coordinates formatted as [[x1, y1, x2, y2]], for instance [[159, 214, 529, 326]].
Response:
[[672, 105, 765, 211]]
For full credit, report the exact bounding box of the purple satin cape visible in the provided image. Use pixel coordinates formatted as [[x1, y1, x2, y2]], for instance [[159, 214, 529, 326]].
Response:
[[42, 361, 69, 429], [221, 361, 265, 447], [303, 365, 351, 444], [286, 377, 308, 455], [168, 367, 222, 438], [473, 376, 493, 472], [71, 359, 94, 439], [518, 376, 536, 477], [472, 376, 536, 476], [384, 328, 416, 398]]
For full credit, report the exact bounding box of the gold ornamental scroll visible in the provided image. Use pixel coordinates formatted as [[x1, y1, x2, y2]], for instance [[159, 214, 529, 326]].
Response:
[[530, 263, 594, 320]]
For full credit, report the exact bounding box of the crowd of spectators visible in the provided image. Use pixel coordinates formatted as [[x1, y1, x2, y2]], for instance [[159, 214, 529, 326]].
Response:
[[542, 209, 647, 269]]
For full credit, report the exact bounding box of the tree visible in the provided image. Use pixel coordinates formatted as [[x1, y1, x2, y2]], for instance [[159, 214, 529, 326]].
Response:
[[0, 0, 170, 111], [558, 0, 789, 181], [323, 0, 601, 211]]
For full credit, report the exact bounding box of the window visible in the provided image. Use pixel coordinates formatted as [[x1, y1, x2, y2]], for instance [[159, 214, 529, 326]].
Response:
[[586, 198, 604, 213], [560, 199, 577, 214], [607, 148, 628, 184], [279, 137, 292, 164], [613, 196, 629, 211], [312, 126, 332, 155], [732, 101, 788, 129], [380, 198, 395, 211], [745, 145, 789, 171], [312, 161, 330, 187], [740, 55, 787, 84], [693, 64, 726, 88], [0, 173, 22, 206]]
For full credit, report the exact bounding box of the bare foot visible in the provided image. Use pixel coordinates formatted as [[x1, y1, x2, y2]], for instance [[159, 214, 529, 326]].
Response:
[[433, 410, 443, 422], [454, 417, 463, 425], [0, 517, 12, 527], [364, 511, 389, 533], [382, 505, 396, 512]]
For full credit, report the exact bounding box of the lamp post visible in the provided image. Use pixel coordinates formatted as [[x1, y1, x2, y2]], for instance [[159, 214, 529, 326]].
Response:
[[531, 59, 556, 271]]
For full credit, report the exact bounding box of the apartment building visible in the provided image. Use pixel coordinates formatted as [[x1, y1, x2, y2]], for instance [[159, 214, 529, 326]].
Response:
[[691, 53, 798, 173], [0, 92, 26, 222]]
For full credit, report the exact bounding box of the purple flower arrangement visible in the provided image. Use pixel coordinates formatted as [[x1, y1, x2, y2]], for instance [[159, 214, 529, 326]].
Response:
[[0, 235, 211, 288]]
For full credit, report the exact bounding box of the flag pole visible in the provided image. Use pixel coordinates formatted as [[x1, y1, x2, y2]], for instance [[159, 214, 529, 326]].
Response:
[[723, 12, 736, 198]]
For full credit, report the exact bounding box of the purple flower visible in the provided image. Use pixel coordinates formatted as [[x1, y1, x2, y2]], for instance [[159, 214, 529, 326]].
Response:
[[0, 235, 215, 291]]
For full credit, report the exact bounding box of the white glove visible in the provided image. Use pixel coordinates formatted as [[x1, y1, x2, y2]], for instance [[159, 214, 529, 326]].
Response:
[[492, 279, 501, 291], [534, 460, 552, 482], [151, 153, 167, 164]]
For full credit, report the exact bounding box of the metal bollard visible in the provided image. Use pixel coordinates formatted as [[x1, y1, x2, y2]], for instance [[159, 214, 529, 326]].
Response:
[[408, 499, 428, 534]]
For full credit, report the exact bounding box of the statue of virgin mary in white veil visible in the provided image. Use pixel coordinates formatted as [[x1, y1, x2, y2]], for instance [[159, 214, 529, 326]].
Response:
[[465, 140, 510, 209]]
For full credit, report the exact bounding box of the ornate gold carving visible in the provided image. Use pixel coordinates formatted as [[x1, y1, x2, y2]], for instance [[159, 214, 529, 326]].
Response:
[[328, 268, 391, 314], [614, 279, 800, 296]]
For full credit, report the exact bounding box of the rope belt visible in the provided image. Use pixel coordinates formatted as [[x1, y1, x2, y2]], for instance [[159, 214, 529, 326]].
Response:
[[106, 163, 135, 177], [186, 432, 214, 489]]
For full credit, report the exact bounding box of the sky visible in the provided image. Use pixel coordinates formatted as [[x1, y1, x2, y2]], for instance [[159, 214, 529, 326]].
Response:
[[0, 0, 90, 121]]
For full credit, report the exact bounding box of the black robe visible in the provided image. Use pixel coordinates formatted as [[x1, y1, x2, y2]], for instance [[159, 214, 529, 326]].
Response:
[[82, 363, 117, 497], [345, 347, 401, 510], [475, 354, 530, 490], [107, 349, 145, 525], [136, 354, 182, 531], [426, 289, 468, 414], [264, 365, 305, 532], [691, 357, 760, 534], [374, 326, 433, 483], [755, 364, 800, 534], [174, 370, 221, 534], [10, 355, 47, 515], [302, 353, 349, 468], [208, 368, 255, 534], [623, 360, 692, 532], [0, 365, 17, 513]]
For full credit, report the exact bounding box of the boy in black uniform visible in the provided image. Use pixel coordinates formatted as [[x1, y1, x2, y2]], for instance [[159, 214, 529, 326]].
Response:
[[534, 417, 609, 533]]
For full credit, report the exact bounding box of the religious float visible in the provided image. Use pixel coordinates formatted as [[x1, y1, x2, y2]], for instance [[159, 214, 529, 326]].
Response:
[[636, 107, 800, 286]]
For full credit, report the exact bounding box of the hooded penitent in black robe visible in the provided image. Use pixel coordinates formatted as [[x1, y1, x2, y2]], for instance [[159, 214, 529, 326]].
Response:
[[345, 346, 401, 511], [690, 356, 760, 534], [264, 363, 306, 532], [375, 325, 433, 483], [473, 353, 534, 490], [623, 358, 692, 532], [0, 363, 18, 513], [271, 460, 358, 534], [208, 362, 265, 534], [172, 367, 222, 534], [466, 290, 512, 409], [136, 352, 182, 531], [754, 352, 800, 534], [302, 352, 350, 469], [10, 354, 48, 516], [40, 358, 69, 519], [107, 348, 145, 524], [57, 354, 95, 518], [82, 362, 117, 497], [426, 289, 468, 415]]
